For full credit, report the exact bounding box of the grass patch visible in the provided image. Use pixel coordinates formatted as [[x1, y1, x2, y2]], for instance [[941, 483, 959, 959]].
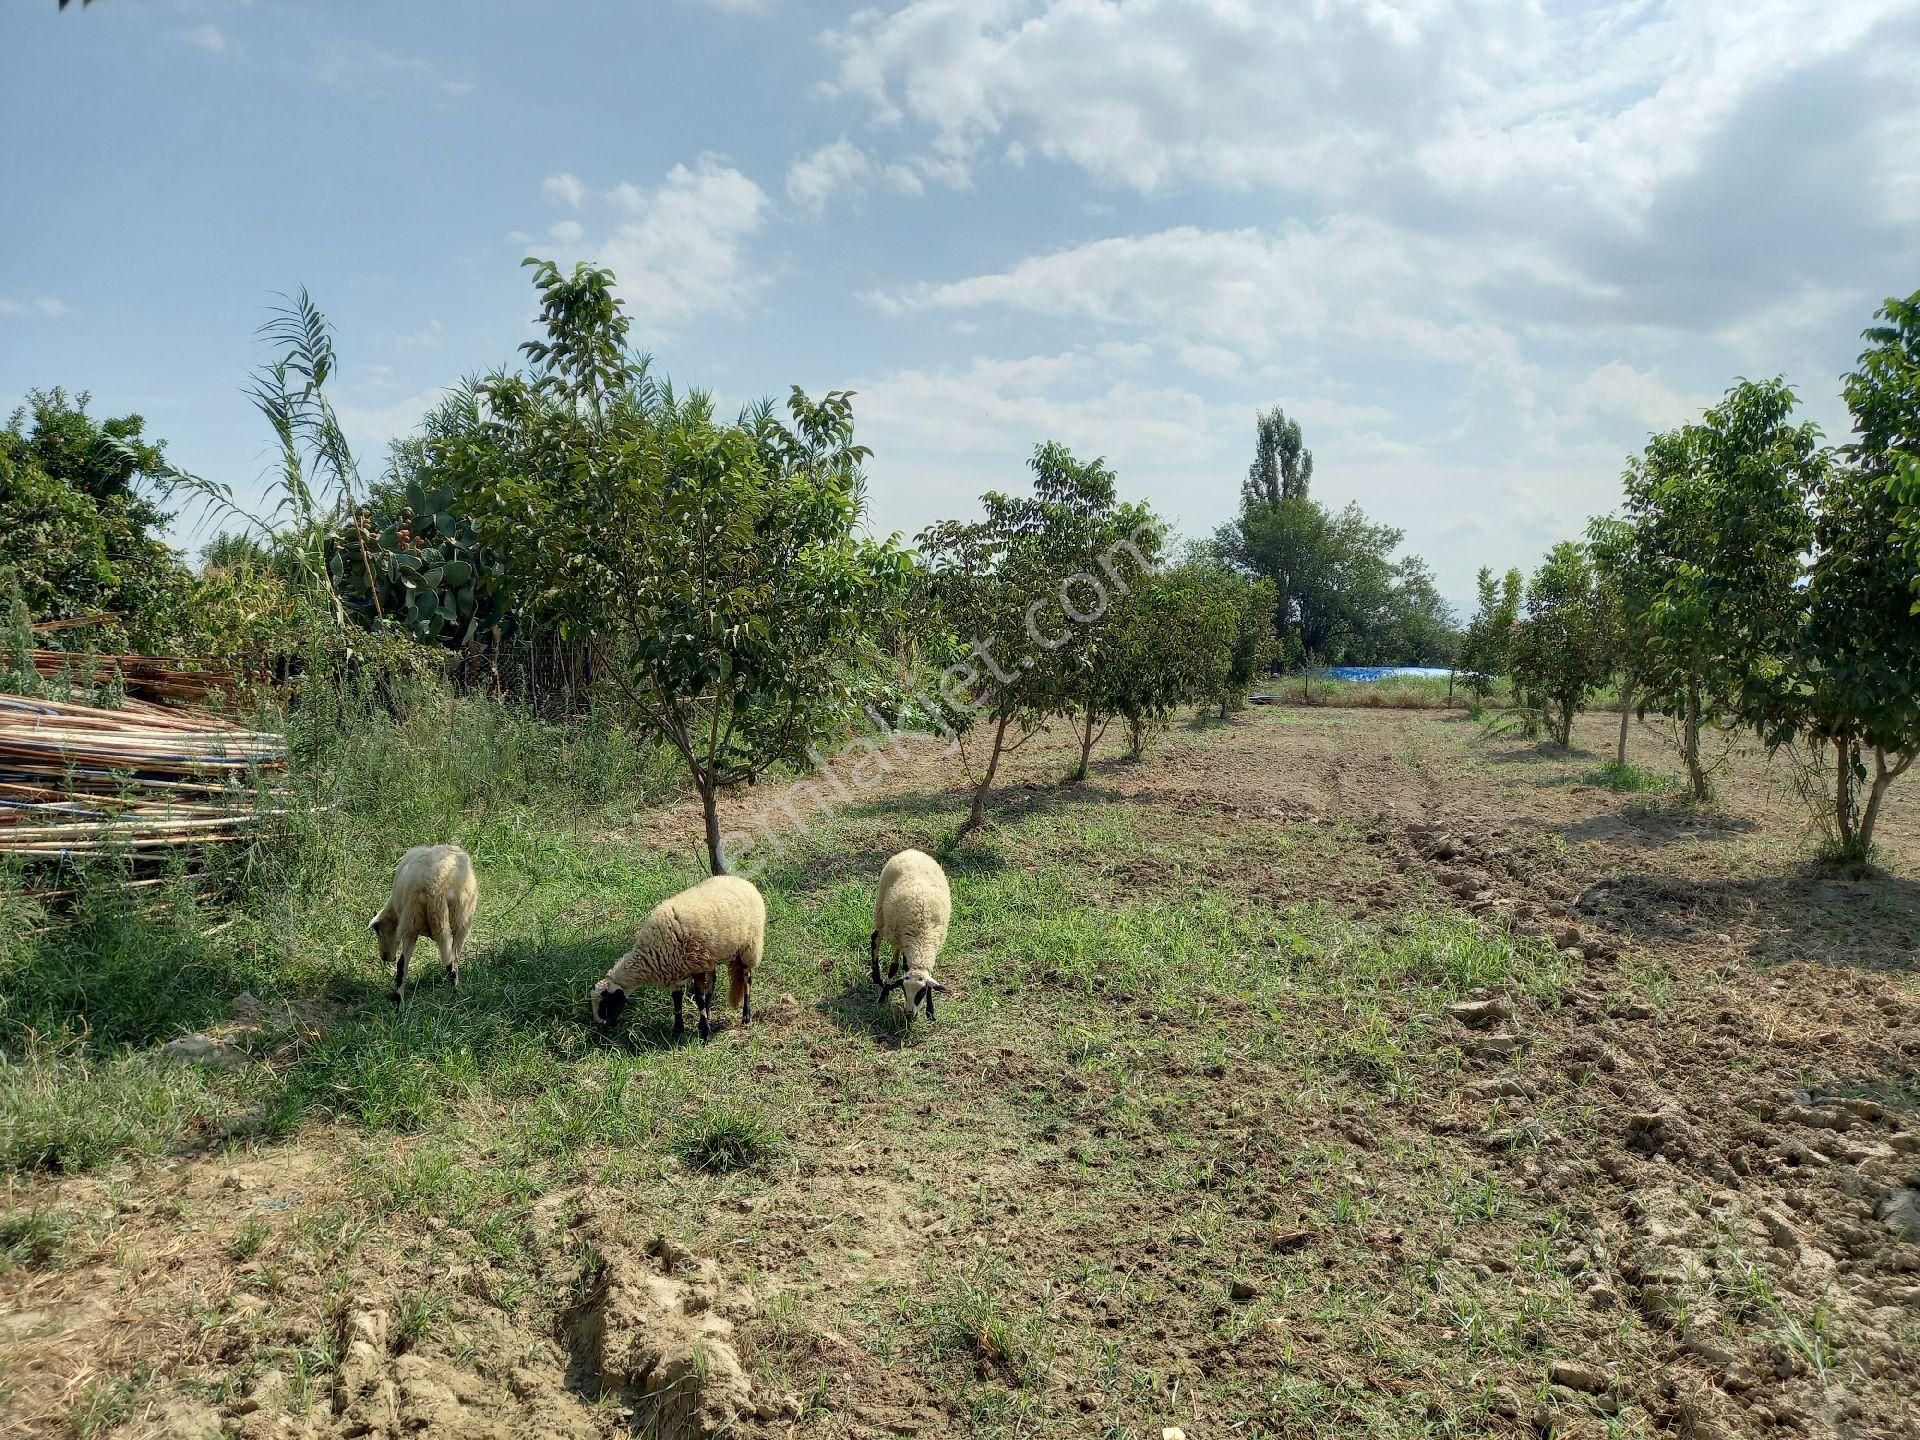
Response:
[[673, 1101, 785, 1174], [0, 1205, 69, 1272], [1589, 760, 1674, 793], [0, 1053, 221, 1174], [913, 1264, 1052, 1388]]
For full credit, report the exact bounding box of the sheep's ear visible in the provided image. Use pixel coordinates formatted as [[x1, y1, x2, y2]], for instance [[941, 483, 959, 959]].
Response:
[[367, 914, 381, 933], [930, 980, 949, 993]]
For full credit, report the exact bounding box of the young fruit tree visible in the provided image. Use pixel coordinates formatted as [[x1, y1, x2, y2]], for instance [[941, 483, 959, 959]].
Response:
[[1584, 517, 1649, 767], [1745, 293, 1920, 861], [1611, 378, 1823, 801], [1458, 566, 1522, 703], [1025, 444, 1164, 783], [1101, 562, 1233, 760], [1509, 542, 1611, 749], [497, 260, 911, 873], [918, 442, 1156, 830], [1211, 568, 1277, 718]]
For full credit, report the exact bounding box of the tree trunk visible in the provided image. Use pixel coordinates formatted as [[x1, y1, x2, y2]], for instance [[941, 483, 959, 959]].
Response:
[[1858, 746, 1911, 859], [1447, 669, 1455, 705], [699, 776, 726, 875], [1615, 680, 1634, 768], [959, 710, 1012, 838], [1681, 686, 1707, 801], [1556, 698, 1574, 749], [1071, 703, 1097, 783]]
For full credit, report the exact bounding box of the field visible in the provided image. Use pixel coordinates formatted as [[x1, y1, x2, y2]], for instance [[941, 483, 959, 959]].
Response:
[[3, 702, 1918, 1440]]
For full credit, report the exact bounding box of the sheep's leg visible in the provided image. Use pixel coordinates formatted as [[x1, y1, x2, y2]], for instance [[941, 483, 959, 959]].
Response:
[[739, 958, 752, 1027], [869, 929, 881, 986], [433, 924, 459, 991], [693, 971, 714, 1042], [391, 936, 419, 1003], [447, 909, 473, 989], [671, 987, 686, 1041]]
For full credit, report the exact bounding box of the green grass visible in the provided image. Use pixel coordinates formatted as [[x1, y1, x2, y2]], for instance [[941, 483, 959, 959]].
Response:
[[0, 683, 1730, 1435], [0, 1205, 69, 1272], [1588, 760, 1675, 792], [673, 1100, 786, 1174]]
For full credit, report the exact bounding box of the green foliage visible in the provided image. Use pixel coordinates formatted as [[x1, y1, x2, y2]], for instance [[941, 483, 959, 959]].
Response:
[[0, 389, 190, 650], [1458, 567, 1522, 701], [673, 1101, 785, 1173], [1243, 405, 1313, 505], [1589, 761, 1673, 793], [1510, 542, 1611, 748], [1219, 457, 1454, 669], [920, 441, 1157, 819], [495, 259, 913, 871], [1740, 294, 1920, 861], [137, 289, 378, 650], [1103, 560, 1237, 758], [1611, 377, 1824, 799], [329, 467, 509, 647], [1014, 443, 1165, 780]]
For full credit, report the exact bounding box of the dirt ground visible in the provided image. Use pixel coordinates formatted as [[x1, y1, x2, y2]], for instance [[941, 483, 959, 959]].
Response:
[[4, 705, 1917, 1439]]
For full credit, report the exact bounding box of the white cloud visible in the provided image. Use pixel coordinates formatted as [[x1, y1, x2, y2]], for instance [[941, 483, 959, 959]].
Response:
[[184, 24, 227, 53], [336, 388, 451, 459], [393, 319, 444, 352], [1557, 362, 1710, 438], [786, 138, 874, 215], [533, 157, 771, 334], [314, 44, 473, 100], [882, 163, 925, 197], [0, 297, 66, 318], [882, 219, 1574, 403], [1177, 343, 1241, 379], [541, 172, 586, 209], [823, 0, 1916, 225], [856, 351, 1233, 468]]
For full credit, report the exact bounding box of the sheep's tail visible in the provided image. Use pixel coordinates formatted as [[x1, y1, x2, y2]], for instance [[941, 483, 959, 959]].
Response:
[[728, 954, 749, 1010]]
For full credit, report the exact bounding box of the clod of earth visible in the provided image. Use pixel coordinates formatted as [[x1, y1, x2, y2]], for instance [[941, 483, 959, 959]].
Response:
[[1547, 1361, 1612, 1394], [1469, 1032, 1527, 1060], [160, 1032, 240, 1067], [562, 1231, 796, 1439], [1879, 1188, 1920, 1240], [1447, 997, 1513, 1029]]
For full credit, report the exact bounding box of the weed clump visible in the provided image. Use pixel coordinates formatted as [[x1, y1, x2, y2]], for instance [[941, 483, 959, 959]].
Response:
[[674, 1103, 784, 1174]]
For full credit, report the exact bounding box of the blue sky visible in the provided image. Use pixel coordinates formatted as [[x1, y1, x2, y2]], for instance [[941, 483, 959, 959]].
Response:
[[4, 0, 1918, 613]]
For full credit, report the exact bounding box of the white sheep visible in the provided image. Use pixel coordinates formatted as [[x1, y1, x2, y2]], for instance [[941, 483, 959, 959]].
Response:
[[591, 874, 764, 1042], [371, 844, 477, 1003], [870, 848, 951, 1022]]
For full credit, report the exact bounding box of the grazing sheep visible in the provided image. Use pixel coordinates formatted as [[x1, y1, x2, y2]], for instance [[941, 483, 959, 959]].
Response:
[[591, 875, 764, 1042], [371, 844, 477, 1003], [870, 848, 951, 1022]]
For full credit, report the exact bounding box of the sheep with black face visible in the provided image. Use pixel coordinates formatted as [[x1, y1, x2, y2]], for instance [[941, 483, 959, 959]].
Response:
[[591, 874, 764, 1042], [870, 848, 951, 1022]]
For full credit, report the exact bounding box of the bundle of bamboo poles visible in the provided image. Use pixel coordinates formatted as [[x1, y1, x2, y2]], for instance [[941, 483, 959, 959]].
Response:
[[0, 691, 290, 861], [24, 649, 243, 706]]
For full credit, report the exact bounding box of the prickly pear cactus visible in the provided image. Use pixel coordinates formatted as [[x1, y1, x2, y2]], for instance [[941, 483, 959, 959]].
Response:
[[329, 480, 507, 648]]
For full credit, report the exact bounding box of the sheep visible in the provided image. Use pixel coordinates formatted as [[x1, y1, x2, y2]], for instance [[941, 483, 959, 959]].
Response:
[[371, 844, 477, 1003], [591, 874, 764, 1042], [870, 847, 951, 1022]]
